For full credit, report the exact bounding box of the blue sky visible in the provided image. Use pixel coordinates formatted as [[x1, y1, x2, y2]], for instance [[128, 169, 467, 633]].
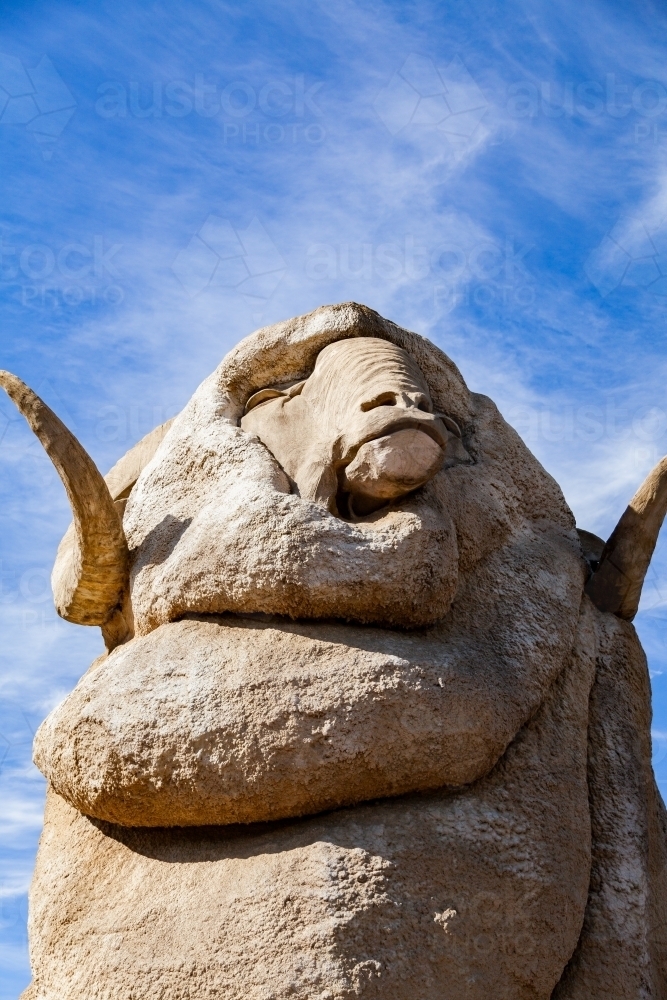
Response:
[[2, 0, 667, 992]]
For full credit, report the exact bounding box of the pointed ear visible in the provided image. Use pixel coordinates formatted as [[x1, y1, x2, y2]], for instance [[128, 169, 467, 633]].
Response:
[[443, 434, 473, 468], [440, 414, 462, 437], [244, 388, 289, 414], [244, 379, 307, 415], [436, 415, 473, 468]]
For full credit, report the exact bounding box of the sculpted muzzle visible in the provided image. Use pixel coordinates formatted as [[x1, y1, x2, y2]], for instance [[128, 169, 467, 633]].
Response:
[[241, 337, 467, 515]]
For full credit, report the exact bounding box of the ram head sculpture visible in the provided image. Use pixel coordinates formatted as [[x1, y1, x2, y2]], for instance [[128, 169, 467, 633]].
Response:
[[6, 302, 667, 1000]]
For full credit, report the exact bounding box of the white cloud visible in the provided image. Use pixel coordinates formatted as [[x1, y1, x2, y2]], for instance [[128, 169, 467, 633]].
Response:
[[3, 0, 667, 987]]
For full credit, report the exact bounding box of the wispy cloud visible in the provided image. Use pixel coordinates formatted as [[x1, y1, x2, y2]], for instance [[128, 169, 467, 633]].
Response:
[[3, 0, 667, 991]]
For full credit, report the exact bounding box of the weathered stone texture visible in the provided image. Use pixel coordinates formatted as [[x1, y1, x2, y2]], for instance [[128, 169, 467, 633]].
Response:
[[26, 600, 595, 1000], [4, 304, 665, 999]]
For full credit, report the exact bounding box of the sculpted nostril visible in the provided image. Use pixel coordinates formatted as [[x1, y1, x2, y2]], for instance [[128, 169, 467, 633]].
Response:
[[360, 393, 397, 412]]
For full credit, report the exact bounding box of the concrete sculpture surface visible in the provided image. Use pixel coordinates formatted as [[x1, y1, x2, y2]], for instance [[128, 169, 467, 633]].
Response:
[[3, 302, 667, 999]]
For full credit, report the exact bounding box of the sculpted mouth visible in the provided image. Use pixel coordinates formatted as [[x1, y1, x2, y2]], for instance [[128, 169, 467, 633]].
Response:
[[340, 413, 448, 466]]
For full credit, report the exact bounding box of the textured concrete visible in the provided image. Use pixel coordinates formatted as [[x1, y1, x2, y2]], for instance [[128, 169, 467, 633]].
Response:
[[11, 303, 667, 998], [554, 611, 667, 999], [36, 515, 582, 827], [26, 602, 595, 1000]]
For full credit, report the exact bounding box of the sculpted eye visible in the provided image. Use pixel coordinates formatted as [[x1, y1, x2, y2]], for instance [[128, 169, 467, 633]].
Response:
[[360, 393, 397, 411]]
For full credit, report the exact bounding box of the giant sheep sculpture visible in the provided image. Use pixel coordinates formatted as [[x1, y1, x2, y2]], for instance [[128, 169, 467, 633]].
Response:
[[5, 302, 667, 1000]]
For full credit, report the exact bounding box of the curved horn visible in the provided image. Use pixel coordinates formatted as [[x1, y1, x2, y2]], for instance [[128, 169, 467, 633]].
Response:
[[0, 372, 129, 631], [586, 455, 667, 621]]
